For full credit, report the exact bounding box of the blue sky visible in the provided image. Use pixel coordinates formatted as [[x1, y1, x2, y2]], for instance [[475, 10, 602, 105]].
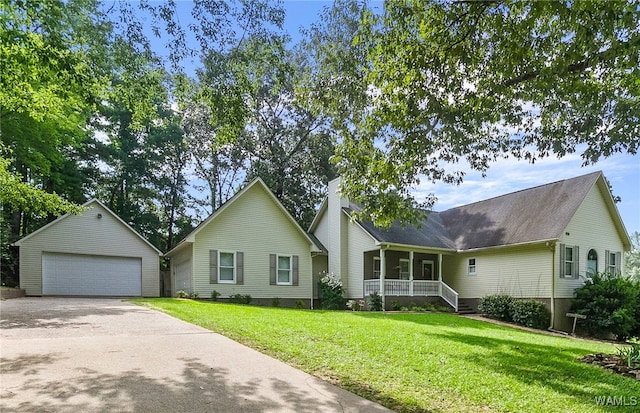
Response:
[[413, 152, 640, 236]]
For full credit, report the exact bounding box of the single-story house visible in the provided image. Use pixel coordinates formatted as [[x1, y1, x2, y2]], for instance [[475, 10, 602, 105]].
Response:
[[164, 178, 326, 306], [14, 199, 162, 297], [309, 171, 631, 330]]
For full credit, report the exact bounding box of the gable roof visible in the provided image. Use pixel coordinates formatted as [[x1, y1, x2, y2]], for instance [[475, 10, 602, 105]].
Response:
[[345, 204, 457, 250], [440, 171, 603, 250], [342, 171, 631, 252], [13, 199, 162, 255], [165, 178, 324, 257]]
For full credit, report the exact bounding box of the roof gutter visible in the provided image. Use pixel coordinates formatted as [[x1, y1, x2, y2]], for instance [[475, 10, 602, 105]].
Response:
[[377, 242, 456, 254], [458, 238, 559, 254]]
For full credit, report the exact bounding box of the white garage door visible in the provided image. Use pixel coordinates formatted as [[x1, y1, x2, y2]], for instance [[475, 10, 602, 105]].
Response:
[[42, 253, 142, 296]]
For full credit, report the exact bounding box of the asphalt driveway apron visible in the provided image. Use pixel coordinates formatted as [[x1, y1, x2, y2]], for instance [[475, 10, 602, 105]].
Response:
[[0, 298, 393, 412]]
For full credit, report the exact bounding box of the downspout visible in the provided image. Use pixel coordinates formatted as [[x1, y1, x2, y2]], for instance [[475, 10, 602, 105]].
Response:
[[547, 241, 557, 329], [310, 253, 315, 310]]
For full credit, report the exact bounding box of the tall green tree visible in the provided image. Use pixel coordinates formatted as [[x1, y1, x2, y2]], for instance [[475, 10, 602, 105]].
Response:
[[1, 0, 166, 231], [305, 0, 640, 227], [147, 107, 193, 252], [625, 231, 640, 281], [181, 102, 248, 216], [241, 45, 337, 228]]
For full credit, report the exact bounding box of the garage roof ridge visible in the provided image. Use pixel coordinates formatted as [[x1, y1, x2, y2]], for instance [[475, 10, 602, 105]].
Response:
[[12, 199, 163, 256]]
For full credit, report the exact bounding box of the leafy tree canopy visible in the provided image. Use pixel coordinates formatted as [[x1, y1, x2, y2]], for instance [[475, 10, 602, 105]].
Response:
[[307, 0, 640, 227], [0, 150, 84, 217]]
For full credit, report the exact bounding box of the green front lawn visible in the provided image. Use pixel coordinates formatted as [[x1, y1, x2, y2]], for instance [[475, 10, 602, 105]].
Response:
[[133, 299, 639, 412]]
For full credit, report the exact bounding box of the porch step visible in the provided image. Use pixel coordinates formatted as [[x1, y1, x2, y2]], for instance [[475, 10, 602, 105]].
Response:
[[456, 303, 476, 315]]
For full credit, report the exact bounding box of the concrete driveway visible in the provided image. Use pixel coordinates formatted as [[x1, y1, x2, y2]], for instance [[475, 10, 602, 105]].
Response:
[[0, 298, 393, 413]]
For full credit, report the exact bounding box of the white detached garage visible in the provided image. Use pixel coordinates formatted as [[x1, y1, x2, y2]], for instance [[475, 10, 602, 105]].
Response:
[[14, 199, 161, 297]]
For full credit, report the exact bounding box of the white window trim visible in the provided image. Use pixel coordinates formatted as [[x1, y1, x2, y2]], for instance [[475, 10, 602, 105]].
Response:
[[564, 246, 575, 278], [276, 254, 293, 285], [399, 258, 410, 280], [373, 256, 381, 278], [467, 258, 477, 275], [218, 251, 236, 284], [608, 252, 617, 273]]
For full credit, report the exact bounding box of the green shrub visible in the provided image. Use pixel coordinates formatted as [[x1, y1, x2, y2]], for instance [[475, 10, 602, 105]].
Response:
[[211, 290, 221, 301], [295, 299, 305, 309], [177, 290, 198, 299], [617, 339, 640, 368], [390, 301, 402, 311], [229, 293, 252, 304], [346, 299, 364, 311], [571, 272, 640, 340], [272, 297, 281, 307], [318, 271, 344, 310], [509, 300, 550, 330], [367, 292, 383, 311], [478, 294, 514, 321], [422, 302, 450, 312]]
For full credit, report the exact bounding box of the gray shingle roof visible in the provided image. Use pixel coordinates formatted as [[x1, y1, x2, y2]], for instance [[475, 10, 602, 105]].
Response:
[[347, 203, 457, 250], [349, 171, 603, 251]]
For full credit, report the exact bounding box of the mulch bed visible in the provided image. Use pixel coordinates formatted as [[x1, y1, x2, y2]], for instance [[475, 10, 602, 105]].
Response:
[[579, 353, 640, 380]]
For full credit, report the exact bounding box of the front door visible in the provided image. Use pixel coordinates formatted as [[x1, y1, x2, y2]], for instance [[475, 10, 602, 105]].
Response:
[[422, 260, 435, 280]]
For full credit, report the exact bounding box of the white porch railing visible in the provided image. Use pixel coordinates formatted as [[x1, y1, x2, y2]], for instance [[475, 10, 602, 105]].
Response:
[[440, 282, 458, 312], [364, 279, 459, 312]]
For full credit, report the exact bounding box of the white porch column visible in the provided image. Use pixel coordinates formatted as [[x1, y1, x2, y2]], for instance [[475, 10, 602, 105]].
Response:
[[409, 251, 414, 296], [380, 248, 386, 309], [438, 253, 443, 296]]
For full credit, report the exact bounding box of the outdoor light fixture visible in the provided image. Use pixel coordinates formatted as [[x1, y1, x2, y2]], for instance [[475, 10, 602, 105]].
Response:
[[97, 213, 102, 219]]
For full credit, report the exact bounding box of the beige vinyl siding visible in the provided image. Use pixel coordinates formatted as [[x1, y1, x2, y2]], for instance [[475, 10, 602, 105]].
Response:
[[313, 206, 329, 252], [312, 255, 328, 298], [170, 243, 193, 296], [326, 179, 349, 288], [555, 183, 626, 298], [19, 202, 159, 297], [191, 183, 312, 299], [346, 222, 377, 299], [444, 244, 552, 299]]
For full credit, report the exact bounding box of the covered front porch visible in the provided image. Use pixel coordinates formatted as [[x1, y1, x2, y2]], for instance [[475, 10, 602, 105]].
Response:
[[362, 247, 459, 311]]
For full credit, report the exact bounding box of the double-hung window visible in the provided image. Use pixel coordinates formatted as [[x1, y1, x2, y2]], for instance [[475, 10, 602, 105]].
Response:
[[270, 254, 298, 286], [468, 258, 477, 275], [609, 252, 617, 273], [219, 251, 236, 283], [559, 244, 579, 279], [607, 250, 620, 274], [564, 246, 574, 278], [277, 255, 292, 285]]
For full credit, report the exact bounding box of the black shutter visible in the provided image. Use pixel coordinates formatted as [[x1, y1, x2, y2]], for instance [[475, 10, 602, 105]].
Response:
[[210, 250, 218, 284], [269, 254, 276, 285], [292, 255, 299, 286], [236, 252, 244, 285], [574, 245, 580, 278], [559, 243, 565, 278]]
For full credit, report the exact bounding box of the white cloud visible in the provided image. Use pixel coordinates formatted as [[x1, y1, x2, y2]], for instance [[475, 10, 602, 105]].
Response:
[[412, 152, 640, 234]]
